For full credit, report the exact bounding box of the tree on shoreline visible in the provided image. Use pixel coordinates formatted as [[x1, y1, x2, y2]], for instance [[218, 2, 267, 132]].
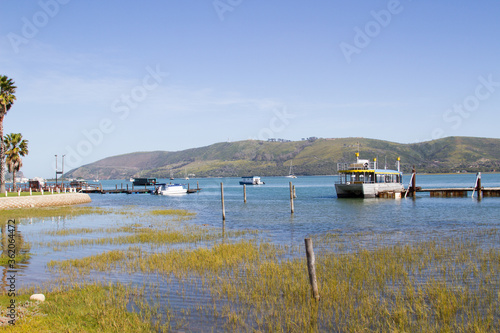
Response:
[[0, 75, 17, 193], [4, 133, 29, 191]]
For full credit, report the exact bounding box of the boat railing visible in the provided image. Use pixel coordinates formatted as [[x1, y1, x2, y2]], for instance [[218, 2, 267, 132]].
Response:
[[337, 162, 375, 171]]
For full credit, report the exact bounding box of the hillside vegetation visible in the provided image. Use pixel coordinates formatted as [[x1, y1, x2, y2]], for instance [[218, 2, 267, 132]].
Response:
[[65, 137, 500, 179]]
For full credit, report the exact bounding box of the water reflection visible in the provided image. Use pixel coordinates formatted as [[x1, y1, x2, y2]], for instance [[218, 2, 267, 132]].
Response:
[[1, 220, 30, 293]]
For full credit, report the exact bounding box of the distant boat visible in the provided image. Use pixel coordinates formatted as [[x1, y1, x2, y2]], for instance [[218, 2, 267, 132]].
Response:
[[170, 170, 174, 180], [184, 169, 189, 180], [129, 177, 134, 182], [285, 161, 297, 178], [93, 171, 99, 182], [133, 178, 157, 186], [239, 176, 265, 185]]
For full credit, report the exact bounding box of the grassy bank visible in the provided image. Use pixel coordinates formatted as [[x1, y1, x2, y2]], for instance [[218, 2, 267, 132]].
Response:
[[0, 283, 168, 332], [0, 191, 64, 198]]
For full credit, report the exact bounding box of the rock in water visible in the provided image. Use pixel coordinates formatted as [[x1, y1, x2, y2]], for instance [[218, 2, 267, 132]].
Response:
[[30, 294, 45, 302]]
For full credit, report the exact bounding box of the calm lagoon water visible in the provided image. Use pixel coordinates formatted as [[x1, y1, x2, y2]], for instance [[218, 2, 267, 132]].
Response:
[[4, 173, 500, 329], [94, 173, 500, 239]]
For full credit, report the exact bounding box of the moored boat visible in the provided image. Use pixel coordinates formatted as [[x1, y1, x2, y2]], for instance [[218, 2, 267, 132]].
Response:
[[335, 153, 403, 198], [239, 176, 265, 185], [154, 183, 187, 195], [285, 161, 297, 178]]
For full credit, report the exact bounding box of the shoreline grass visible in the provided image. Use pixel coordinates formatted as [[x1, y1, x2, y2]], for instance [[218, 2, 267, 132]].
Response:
[[3, 205, 500, 331], [0, 283, 169, 332], [44, 232, 500, 332]]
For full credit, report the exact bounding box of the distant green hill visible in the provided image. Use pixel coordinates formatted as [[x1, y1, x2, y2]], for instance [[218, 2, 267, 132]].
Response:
[[64, 137, 500, 180]]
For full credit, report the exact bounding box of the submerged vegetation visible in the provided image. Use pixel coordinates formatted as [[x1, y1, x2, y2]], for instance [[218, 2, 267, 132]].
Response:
[[1, 205, 500, 331]]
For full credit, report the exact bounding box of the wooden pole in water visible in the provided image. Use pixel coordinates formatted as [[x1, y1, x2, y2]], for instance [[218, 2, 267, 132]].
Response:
[[476, 172, 482, 200], [197, 181, 199, 190], [305, 238, 320, 301], [221, 182, 226, 221], [411, 166, 416, 197], [243, 184, 247, 203], [289, 182, 294, 214]]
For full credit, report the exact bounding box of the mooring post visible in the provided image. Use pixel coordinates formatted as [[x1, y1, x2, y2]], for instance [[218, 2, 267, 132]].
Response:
[[127, 184, 129, 191], [289, 182, 295, 214], [197, 181, 199, 190], [121, 183, 123, 190], [243, 184, 247, 203], [476, 172, 482, 200], [188, 183, 190, 192], [115, 184, 118, 190], [305, 238, 320, 301], [221, 182, 226, 221], [411, 166, 416, 198]]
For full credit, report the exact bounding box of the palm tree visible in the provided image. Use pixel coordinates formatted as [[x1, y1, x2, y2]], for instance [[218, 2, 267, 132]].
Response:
[[4, 133, 28, 191], [0, 76, 17, 193]]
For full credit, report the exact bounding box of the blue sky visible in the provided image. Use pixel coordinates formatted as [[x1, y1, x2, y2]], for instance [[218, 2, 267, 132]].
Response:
[[1, 0, 500, 178]]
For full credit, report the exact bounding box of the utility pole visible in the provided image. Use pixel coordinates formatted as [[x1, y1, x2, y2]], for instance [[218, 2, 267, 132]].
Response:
[[55, 155, 58, 186]]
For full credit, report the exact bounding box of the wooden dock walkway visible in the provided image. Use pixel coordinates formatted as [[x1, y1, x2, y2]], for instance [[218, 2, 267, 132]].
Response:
[[79, 181, 202, 195], [416, 187, 500, 197], [403, 170, 499, 198]]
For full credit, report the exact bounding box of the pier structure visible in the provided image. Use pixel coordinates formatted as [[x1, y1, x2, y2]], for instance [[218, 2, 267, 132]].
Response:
[[401, 171, 500, 198]]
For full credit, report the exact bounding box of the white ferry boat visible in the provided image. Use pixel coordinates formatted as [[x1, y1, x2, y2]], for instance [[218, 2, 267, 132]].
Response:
[[239, 176, 265, 185], [335, 153, 404, 198]]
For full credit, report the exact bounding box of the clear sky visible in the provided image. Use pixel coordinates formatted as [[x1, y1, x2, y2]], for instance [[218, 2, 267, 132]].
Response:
[[1, 0, 500, 178]]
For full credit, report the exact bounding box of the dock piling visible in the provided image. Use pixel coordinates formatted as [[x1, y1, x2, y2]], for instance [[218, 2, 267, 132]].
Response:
[[289, 182, 295, 214], [472, 172, 482, 199], [243, 184, 247, 203]]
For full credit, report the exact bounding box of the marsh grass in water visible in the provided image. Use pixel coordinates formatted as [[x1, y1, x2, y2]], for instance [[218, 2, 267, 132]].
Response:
[[46, 230, 500, 332], [7, 204, 500, 332], [0, 206, 108, 222]]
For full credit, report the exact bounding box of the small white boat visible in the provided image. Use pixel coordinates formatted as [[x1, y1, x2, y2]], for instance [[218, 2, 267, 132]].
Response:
[[129, 178, 134, 182], [285, 161, 297, 178], [155, 184, 187, 195], [239, 176, 265, 185]]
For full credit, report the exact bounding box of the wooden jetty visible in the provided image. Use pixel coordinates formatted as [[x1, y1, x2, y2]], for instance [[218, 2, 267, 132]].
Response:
[[416, 187, 500, 197], [79, 181, 202, 195], [403, 170, 500, 198]]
